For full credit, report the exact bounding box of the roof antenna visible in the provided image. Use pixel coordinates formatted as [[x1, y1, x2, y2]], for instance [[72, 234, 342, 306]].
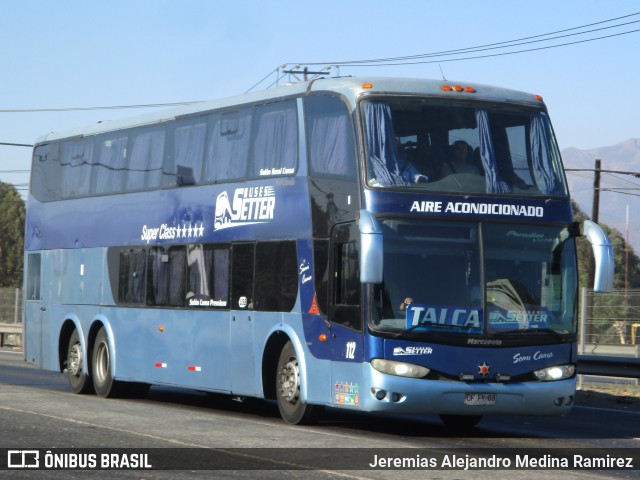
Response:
[[438, 64, 447, 81]]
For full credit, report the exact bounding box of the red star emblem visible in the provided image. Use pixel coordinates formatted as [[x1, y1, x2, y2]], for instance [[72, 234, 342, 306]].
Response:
[[478, 362, 491, 376]]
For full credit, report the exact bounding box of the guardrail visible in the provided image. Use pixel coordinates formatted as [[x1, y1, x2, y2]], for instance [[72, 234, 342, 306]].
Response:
[[577, 343, 639, 379], [0, 323, 22, 348], [1, 321, 638, 378], [577, 355, 640, 379]]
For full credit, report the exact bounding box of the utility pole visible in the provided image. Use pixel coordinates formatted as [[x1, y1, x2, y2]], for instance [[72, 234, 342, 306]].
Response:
[[586, 159, 602, 342], [591, 158, 601, 224], [587, 159, 601, 291]]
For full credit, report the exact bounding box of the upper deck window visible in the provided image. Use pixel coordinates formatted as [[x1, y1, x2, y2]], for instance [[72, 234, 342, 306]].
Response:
[[304, 95, 356, 179], [30, 99, 300, 202], [362, 98, 568, 197], [251, 100, 298, 177]]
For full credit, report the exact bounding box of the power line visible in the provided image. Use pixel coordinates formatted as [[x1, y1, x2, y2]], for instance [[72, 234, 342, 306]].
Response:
[[326, 28, 640, 68], [0, 142, 33, 147], [600, 188, 640, 198], [244, 12, 640, 90], [565, 168, 640, 177], [299, 12, 640, 66], [0, 100, 203, 114]]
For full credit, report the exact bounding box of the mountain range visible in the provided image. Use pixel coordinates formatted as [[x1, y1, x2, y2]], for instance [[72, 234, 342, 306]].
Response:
[[561, 138, 640, 254]]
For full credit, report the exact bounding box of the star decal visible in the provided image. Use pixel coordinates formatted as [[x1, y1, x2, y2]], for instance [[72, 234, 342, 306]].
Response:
[[175, 222, 206, 239], [477, 362, 491, 377]]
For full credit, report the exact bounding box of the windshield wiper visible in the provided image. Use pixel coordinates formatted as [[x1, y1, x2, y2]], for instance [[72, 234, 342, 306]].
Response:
[[492, 328, 570, 342], [395, 321, 477, 337]]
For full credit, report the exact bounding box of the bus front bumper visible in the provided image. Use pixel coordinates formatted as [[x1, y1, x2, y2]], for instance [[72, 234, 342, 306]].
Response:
[[360, 364, 577, 417]]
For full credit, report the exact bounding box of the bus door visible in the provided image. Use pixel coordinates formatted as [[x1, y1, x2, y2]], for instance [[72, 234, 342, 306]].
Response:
[[229, 242, 258, 396], [24, 252, 44, 367], [329, 223, 364, 409]]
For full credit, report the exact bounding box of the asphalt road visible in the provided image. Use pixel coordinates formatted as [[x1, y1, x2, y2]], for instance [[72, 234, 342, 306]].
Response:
[[0, 350, 638, 480]]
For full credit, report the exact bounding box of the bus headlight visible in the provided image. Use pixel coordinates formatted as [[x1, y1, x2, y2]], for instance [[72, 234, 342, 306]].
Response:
[[371, 359, 430, 378], [533, 364, 575, 381]]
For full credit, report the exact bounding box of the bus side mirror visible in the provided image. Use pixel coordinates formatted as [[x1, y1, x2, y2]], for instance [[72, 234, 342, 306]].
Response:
[[359, 210, 383, 284], [580, 220, 614, 293]]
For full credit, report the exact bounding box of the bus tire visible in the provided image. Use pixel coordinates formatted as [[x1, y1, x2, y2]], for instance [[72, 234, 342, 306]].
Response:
[[439, 414, 483, 429], [66, 329, 94, 394], [92, 327, 125, 398], [276, 341, 321, 425]]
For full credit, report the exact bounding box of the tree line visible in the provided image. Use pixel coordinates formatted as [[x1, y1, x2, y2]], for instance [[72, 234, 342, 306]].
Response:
[[0, 182, 25, 288], [573, 201, 640, 290]]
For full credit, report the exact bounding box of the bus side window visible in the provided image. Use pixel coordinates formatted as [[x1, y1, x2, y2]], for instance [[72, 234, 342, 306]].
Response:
[[250, 100, 298, 178], [95, 134, 128, 194], [60, 138, 94, 198], [231, 243, 255, 310], [305, 95, 356, 179], [26, 253, 42, 301], [204, 109, 252, 182], [118, 249, 146, 304], [146, 246, 186, 307], [254, 241, 298, 312], [331, 223, 362, 330], [30, 143, 62, 202], [170, 118, 207, 186], [127, 127, 165, 191], [186, 244, 230, 309]]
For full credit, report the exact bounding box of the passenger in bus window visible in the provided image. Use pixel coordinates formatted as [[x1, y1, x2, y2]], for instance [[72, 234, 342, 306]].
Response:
[[399, 160, 428, 184], [368, 150, 427, 186], [397, 139, 428, 184], [440, 141, 480, 176]]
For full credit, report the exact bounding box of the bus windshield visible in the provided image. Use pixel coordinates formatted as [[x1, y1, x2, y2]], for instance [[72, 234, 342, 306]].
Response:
[[371, 219, 578, 340], [362, 97, 568, 196]]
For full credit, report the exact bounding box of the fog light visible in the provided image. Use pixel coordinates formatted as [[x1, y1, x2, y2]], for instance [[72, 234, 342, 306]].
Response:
[[374, 389, 387, 400]]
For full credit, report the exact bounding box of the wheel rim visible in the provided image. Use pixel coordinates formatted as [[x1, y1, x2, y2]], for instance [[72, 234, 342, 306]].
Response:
[[279, 357, 300, 404], [68, 343, 82, 376], [94, 341, 110, 385]]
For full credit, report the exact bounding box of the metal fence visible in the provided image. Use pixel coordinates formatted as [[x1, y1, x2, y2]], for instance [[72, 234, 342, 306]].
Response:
[[1, 286, 639, 353], [0, 288, 22, 348], [579, 288, 640, 351], [0, 288, 21, 324]]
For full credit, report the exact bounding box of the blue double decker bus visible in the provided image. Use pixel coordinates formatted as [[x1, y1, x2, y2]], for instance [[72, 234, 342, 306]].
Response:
[[23, 77, 614, 426]]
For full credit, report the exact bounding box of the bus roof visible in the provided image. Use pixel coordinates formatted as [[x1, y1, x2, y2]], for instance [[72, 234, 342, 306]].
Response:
[[35, 77, 545, 144]]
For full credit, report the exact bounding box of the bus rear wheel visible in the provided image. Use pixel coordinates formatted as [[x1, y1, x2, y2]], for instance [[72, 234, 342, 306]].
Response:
[[92, 327, 125, 398], [66, 330, 93, 394], [276, 341, 321, 425]]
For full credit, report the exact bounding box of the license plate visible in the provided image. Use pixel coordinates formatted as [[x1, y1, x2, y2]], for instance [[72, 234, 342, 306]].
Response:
[[464, 393, 496, 406]]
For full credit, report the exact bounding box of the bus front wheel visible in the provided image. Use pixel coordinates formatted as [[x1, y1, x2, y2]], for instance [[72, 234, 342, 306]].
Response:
[[276, 341, 321, 425], [66, 330, 93, 394]]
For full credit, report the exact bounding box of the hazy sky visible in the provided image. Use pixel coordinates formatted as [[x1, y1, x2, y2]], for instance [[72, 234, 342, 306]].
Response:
[[1, 0, 639, 195]]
